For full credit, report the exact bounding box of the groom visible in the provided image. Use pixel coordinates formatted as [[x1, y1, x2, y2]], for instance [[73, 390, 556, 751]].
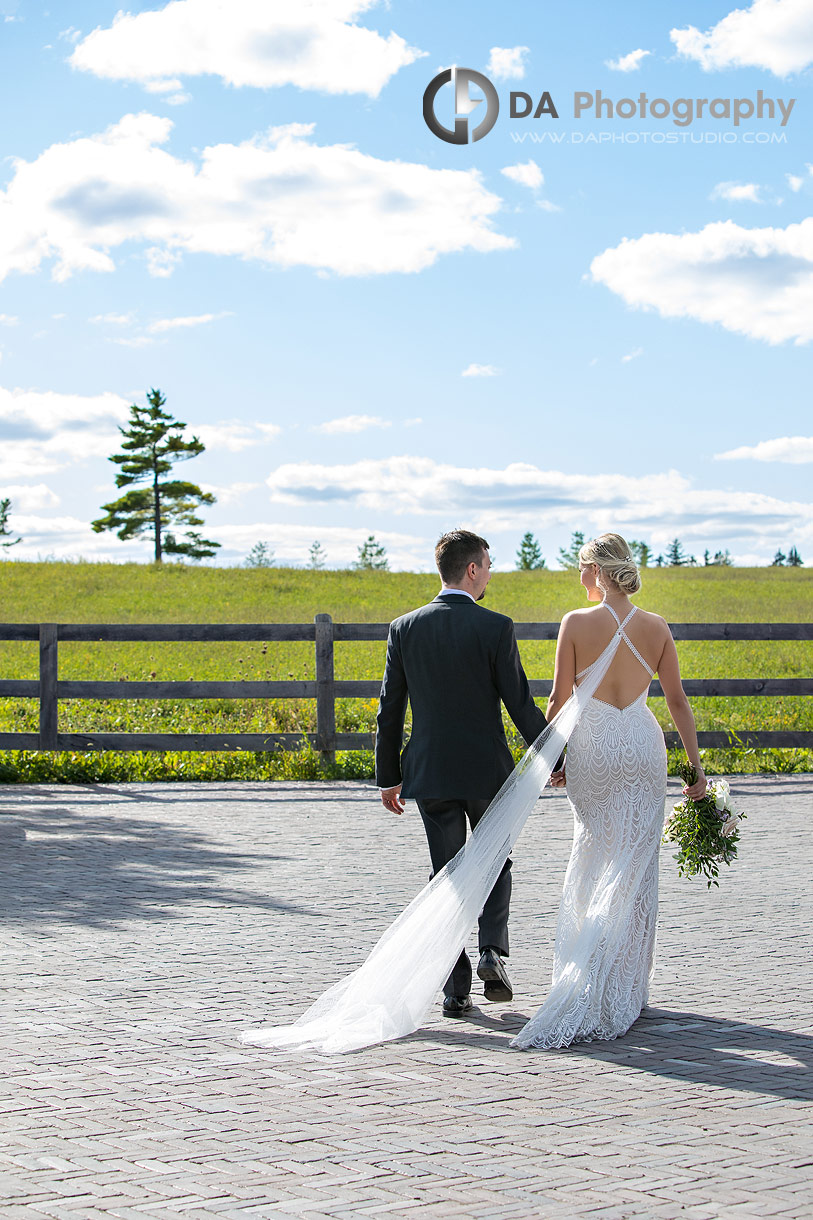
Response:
[[375, 529, 547, 1017]]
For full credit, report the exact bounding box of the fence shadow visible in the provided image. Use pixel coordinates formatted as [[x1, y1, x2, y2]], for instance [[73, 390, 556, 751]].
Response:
[[0, 806, 314, 929], [411, 1006, 813, 1101]]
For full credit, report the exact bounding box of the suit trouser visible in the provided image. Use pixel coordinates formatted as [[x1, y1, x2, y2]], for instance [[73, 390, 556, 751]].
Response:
[[416, 797, 512, 999]]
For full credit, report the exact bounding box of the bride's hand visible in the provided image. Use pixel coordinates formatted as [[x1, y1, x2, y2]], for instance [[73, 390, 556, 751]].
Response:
[[682, 769, 707, 801], [549, 768, 566, 789]]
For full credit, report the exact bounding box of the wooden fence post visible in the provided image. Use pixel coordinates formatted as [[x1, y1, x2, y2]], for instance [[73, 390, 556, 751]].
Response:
[[39, 623, 59, 750], [314, 614, 336, 763]]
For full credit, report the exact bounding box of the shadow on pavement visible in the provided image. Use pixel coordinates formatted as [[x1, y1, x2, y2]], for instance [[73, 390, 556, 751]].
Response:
[[0, 806, 315, 929], [413, 1006, 813, 1100], [0, 783, 377, 808]]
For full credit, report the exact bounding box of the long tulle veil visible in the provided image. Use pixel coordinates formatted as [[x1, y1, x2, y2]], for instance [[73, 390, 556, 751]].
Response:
[[242, 627, 625, 1055]]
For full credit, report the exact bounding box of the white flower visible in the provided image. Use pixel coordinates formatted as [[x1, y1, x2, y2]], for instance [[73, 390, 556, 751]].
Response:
[[721, 815, 740, 838], [714, 788, 727, 811], [716, 778, 731, 799]]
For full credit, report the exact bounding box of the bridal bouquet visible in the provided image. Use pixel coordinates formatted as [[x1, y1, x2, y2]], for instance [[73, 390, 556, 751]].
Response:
[[662, 763, 746, 888]]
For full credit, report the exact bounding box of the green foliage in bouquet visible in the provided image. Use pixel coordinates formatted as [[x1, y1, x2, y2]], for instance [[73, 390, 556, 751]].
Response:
[[662, 762, 746, 888]]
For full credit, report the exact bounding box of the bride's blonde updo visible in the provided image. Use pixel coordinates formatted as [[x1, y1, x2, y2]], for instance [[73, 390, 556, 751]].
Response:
[[579, 532, 641, 595]]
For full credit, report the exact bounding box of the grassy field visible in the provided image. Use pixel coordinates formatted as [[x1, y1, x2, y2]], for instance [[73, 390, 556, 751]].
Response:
[[0, 560, 811, 781]]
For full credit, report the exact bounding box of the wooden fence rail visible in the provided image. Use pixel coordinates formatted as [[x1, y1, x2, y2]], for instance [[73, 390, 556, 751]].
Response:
[[0, 619, 811, 760]]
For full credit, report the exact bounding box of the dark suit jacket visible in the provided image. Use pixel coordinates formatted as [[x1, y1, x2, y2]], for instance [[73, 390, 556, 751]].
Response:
[[374, 592, 547, 801]]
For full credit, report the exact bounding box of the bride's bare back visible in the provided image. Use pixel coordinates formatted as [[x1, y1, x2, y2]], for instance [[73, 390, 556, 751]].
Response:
[[569, 604, 669, 709]]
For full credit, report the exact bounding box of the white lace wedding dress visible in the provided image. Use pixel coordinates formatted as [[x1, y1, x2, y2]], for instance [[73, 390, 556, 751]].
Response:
[[512, 603, 667, 1049]]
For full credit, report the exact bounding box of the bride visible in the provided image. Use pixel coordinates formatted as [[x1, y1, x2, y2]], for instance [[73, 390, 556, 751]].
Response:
[[243, 533, 707, 1055], [511, 532, 706, 1049]]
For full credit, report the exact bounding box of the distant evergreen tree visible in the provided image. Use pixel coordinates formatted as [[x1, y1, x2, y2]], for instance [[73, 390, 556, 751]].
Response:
[[557, 530, 585, 569], [787, 546, 803, 567], [772, 549, 786, 566], [0, 497, 21, 551], [630, 540, 650, 567], [244, 541, 275, 568], [516, 531, 546, 570], [703, 549, 711, 566], [712, 550, 733, 566], [92, 388, 219, 563], [354, 535, 389, 570], [666, 537, 687, 567], [654, 554, 664, 567], [308, 540, 326, 570]]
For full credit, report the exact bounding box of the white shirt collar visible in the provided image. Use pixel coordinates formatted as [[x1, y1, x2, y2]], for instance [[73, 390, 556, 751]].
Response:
[[439, 587, 475, 601]]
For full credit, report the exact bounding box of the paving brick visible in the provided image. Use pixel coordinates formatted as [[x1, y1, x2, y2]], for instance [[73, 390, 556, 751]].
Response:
[[1, 776, 811, 1220]]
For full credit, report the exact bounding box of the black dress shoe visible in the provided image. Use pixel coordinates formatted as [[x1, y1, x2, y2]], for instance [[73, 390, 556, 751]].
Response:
[[442, 994, 473, 1018], [477, 948, 513, 1002]]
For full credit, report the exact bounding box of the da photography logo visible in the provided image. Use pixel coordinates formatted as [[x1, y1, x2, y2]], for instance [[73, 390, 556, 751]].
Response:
[[423, 67, 499, 144]]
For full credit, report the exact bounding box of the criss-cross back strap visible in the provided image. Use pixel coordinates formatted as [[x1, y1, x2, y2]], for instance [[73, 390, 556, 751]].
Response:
[[576, 603, 655, 680]]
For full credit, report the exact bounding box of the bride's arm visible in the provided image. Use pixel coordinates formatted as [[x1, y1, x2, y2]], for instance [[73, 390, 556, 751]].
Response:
[[547, 616, 576, 787], [546, 614, 576, 720], [656, 630, 707, 799]]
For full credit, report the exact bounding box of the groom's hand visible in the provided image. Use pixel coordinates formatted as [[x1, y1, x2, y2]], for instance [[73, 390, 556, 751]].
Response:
[[549, 768, 566, 788], [380, 784, 405, 815]]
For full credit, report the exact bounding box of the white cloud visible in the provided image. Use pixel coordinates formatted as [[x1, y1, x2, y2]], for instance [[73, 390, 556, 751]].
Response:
[[403, 417, 423, 427], [165, 92, 192, 106], [256, 423, 282, 441], [621, 347, 643, 363], [606, 48, 651, 72], [711, 181, 763, 203], [461, 363, 500, 377], [0, 313, 18, 325], [715, 435, 813, 462], [0, 384, 130, 480], [313, 414, 391, 434], [69, 0, 425, 98], [670, 0, 813, 75], [143, 78, 184, 94], [263, 455, 813, 554], [787, 173, 804, 191], [590, 218, 813, 345], [501, 160, 544, 190], [9, 513, 148, 562], [90, 311, 134, 325], [0, 483, 59, 510], [113, 335, 155, 348], [146, 247, 182, 278], [0, 113, 515, 283], [196, 421, 282, 451], [0, 387, 276, 485], [200, 480, 260, 505], [486, 46, 530, 81], [147, 311, 232, 333]]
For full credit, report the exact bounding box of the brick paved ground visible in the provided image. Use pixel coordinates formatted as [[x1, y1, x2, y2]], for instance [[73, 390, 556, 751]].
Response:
[[0, 776, 811, 1220]]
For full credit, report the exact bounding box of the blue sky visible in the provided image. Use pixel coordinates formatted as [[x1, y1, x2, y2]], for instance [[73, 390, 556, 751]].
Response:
[[1, 0, 811, 569]]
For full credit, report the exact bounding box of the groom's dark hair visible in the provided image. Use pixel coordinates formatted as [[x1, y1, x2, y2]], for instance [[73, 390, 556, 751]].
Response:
[[435, 530, 490, 583]]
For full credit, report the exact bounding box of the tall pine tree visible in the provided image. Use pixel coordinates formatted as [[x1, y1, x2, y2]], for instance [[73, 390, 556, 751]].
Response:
[[557, 530, 585, 569], [629, 540, 650, 567], [0, 497, 21, 551], [92, 389, 219, 563], [515, 531, 546, 570], [666, 537, 687, 566], [353, 535, 389, 570]]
